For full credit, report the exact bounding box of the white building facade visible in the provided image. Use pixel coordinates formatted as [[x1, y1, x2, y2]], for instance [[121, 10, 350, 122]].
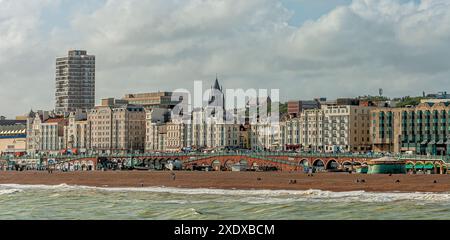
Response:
[[280, 104, 373, 153]]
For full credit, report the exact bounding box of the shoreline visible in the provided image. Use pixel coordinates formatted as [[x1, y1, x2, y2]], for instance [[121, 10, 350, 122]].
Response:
[[1, 171, 450, 193]]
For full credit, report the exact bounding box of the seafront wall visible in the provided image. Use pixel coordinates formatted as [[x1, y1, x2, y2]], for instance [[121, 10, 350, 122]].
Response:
[[1, 153, 448, 174]]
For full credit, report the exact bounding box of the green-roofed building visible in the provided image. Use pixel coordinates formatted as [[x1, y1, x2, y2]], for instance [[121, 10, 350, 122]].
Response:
[[371, 101, 450, 156], [367, 157, 406, 174]]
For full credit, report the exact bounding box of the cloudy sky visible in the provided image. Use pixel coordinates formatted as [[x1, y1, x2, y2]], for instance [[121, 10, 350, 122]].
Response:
[[1, 0, 449, 117]]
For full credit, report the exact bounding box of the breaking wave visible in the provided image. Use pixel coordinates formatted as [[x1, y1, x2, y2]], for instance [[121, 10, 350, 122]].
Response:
[[1, 184, 450, 203], [0, 189, 22, 195]]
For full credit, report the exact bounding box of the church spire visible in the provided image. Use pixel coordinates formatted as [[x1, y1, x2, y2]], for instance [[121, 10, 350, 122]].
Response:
[[28, 109, 35, 118], [213, 74, 221, 91]]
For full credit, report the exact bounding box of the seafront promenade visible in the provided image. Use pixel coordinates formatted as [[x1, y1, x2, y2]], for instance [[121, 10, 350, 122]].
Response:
[[0, 152, 449, 174]]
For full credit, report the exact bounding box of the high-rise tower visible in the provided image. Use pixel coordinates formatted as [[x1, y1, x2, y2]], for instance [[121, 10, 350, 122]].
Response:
[[55, 50, 95, 113]]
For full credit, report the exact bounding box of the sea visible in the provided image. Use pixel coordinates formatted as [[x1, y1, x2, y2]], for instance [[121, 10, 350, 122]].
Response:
[[1, 184, 450, 220]]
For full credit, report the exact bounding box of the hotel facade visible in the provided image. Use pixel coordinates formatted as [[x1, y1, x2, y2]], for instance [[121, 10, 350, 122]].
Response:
[[281, 104, 373, 153], [26, 111, 68, 155], [86, 99, 146, 154], [371, 101, 450, 155]]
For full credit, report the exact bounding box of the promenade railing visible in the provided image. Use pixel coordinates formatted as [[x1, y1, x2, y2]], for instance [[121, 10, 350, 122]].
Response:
[[2, 151, 450, 165]]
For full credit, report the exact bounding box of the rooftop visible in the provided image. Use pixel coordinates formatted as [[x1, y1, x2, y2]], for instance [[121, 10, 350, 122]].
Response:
[[0, 120, 26, 126], [43, 118, 67, 124], [0, 121, 26, 136]]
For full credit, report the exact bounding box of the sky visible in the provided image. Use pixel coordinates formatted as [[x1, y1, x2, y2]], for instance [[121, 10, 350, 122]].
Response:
[[0, 0, 448, 118]]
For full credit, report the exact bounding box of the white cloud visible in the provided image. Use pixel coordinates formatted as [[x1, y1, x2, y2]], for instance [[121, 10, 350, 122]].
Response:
[[284, 0, 450, 97], [1, 0, 450, 117], [69, 0, 293, 99], [0, 0, 60, 117]]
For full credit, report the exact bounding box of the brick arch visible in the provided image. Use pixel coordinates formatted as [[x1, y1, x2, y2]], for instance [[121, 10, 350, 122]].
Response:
[[325, 159, 339, 170], [223, 159, 236, 169], [211, 159, 221, 171], [312, 159, 325, 167], [339, 160, 352, 170], [298, 159, 310, 167]]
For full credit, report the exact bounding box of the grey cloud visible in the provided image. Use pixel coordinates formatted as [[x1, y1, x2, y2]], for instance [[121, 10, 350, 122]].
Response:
[[1, 0, 450, 118]]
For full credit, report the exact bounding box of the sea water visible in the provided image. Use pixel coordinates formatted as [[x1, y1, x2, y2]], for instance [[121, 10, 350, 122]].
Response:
[[0, 184, 450, 220]]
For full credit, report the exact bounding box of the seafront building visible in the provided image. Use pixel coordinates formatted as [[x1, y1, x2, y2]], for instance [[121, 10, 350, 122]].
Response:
[[280, 102, 373, 153], [145, 79, 246, 152], [287, 100, 321, 117], [123, 92, 181, 110], [371, 101, 450, 155], [64, 110, 89, 154], [86, 98, 146, 154], [55, 50, 95, 113], [301, 108, 324, 152], [145, 78, 259, 152], [145, 108, 188, 152], [146, 119, 190, 152], [249, 118, 280, 151], [322, 104, 372, 152], [26, 111, 68, 155], [0, 118, 27, 156], [191, 110, 243, 150], [192, 79, 248, 150]]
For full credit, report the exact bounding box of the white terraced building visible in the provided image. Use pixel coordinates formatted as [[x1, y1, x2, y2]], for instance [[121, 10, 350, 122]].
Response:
[[281, 104, 373, 153]]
